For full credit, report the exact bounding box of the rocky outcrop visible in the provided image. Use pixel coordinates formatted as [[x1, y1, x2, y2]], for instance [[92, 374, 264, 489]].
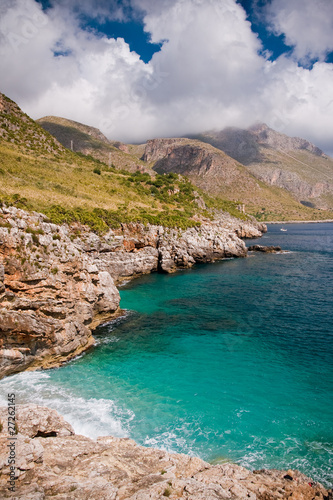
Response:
[[0, 206, 120, 378], [0, 405, 331, 499], [195, 124, 324, 167], [143, 138, 247, 192], [245, 166, 333, 202], [97, 217, 265, 279], [248, 245, 282, 253], [0, 206, 265, 378]]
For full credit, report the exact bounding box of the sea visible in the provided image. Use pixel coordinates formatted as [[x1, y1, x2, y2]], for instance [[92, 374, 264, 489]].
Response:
[[1, 223, 332, 487]]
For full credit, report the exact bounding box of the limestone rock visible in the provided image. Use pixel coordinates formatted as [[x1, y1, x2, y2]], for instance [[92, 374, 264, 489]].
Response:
[[0, 404, 74, 438], [0, 206, 264, 378], [0, 405, 331, 500]]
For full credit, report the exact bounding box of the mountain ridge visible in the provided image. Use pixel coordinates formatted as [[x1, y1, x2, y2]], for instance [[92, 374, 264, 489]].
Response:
[[37, 115, 148, 173], [2, 91, 236, 231], [188, 123, 333, 211]]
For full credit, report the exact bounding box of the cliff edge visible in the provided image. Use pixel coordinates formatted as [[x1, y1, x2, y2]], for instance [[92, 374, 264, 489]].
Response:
[[0, 206, 265, 379]]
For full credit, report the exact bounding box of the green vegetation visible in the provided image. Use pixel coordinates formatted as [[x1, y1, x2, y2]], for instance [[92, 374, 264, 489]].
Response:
[[8, 92, 308, 229], [0, 129, 245, 232], [0, 92, 251, 231]]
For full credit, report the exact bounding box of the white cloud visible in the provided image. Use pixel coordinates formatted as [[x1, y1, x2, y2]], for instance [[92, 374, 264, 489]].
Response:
[[265, 0, 333, 63], [0, 0, 332, 155]]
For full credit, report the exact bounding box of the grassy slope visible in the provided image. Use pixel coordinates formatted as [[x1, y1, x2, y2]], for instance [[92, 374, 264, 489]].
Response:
[[247, 147, 333, 207], [37, 116, 150, 173], [0, 93, 247, 231]]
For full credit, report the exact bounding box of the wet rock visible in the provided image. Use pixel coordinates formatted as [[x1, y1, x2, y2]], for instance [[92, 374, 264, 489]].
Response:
[[0, 405, 331, 500], [248, 244, 282, 253]]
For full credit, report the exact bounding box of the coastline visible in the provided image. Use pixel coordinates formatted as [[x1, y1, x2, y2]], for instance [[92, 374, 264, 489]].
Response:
[[265, 219, 333, 224], [1, 404, 331, 499], [0, 205, 266, 379], [1, 215, 332, 497]]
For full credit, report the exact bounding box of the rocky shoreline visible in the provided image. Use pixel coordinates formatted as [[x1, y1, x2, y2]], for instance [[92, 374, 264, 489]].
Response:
[[0, 206, 265, 378], [0, 404, 331, 499], [1, 208, 332, 498]]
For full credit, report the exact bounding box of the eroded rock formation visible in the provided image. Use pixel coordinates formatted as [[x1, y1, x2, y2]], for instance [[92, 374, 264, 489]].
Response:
[[0, 206, 265, 378], [0, 405, 331, 499]]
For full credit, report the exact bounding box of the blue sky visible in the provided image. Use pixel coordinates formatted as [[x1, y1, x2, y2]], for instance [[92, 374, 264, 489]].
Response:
[[1, 0, 333, 154], [35, 0, 333, 66]]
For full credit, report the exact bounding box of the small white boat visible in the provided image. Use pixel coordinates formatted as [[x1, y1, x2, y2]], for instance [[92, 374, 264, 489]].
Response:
[[280, 228, 287, 232]]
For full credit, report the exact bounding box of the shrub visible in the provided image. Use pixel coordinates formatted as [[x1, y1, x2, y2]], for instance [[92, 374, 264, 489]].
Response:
[[93, 167, 101, 175], [32, 234, 39, 245]]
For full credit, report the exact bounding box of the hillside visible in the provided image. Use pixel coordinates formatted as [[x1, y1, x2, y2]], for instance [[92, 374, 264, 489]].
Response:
[[37, 116, 150, 173], [193, 124, 333, 211], [143, 137, 333, 221], [0, 92, 238, 231]]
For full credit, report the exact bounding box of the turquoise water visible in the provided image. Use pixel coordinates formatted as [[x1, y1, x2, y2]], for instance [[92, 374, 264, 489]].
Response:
[[1, 223, 332, 486]]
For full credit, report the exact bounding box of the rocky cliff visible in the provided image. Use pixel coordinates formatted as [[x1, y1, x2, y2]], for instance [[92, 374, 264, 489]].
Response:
[[0, 404, 331, 499], [0, 205, 265, 379], [143, 138, 255, 197]]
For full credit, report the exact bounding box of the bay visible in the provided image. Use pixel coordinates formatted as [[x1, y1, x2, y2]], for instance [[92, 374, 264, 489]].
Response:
[[1, 223, 332, 486]]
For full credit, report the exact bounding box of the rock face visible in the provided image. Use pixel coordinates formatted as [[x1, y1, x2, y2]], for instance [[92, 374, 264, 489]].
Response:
[[0, 206, 120, 378], [0, 405, 331, 499], [0, 206, 265, 378], [143, 138, 259, 198]]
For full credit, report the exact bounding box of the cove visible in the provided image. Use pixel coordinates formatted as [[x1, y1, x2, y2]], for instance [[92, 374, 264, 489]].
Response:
[[1, 223, 332, 487]]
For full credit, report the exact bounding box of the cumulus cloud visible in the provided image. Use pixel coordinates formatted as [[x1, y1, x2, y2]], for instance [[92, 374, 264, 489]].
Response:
[[265, 0, 333, 63], [0, 0, 332, 155]]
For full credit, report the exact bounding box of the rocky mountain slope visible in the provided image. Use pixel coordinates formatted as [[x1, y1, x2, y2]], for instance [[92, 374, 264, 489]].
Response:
[[2, 92, 237, 232], [35, 108, 333, 220], [0, 404, 331, 499], [0, 205, 265, 378], [194, 124, 333, 210], [143, 137, 333, 221], [37, 115, 150, 173], [0, 94, 64, 156]]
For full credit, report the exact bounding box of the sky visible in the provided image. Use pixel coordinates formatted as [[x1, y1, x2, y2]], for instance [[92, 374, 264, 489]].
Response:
[[0, 0, 332, 155]]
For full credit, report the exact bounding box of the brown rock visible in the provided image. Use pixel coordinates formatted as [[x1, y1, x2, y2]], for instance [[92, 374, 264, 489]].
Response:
[[0, 205, 264, 378], [0, 405, 330, 500]]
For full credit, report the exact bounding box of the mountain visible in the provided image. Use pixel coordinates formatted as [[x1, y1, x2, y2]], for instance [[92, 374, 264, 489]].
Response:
[[1, 92, 229, 231], [193, 124, 333, 211], [5, 91, 332, 222], [0, 94, 64, 156], [143, 137, 333, 221], [37, 116, 149, 173]]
